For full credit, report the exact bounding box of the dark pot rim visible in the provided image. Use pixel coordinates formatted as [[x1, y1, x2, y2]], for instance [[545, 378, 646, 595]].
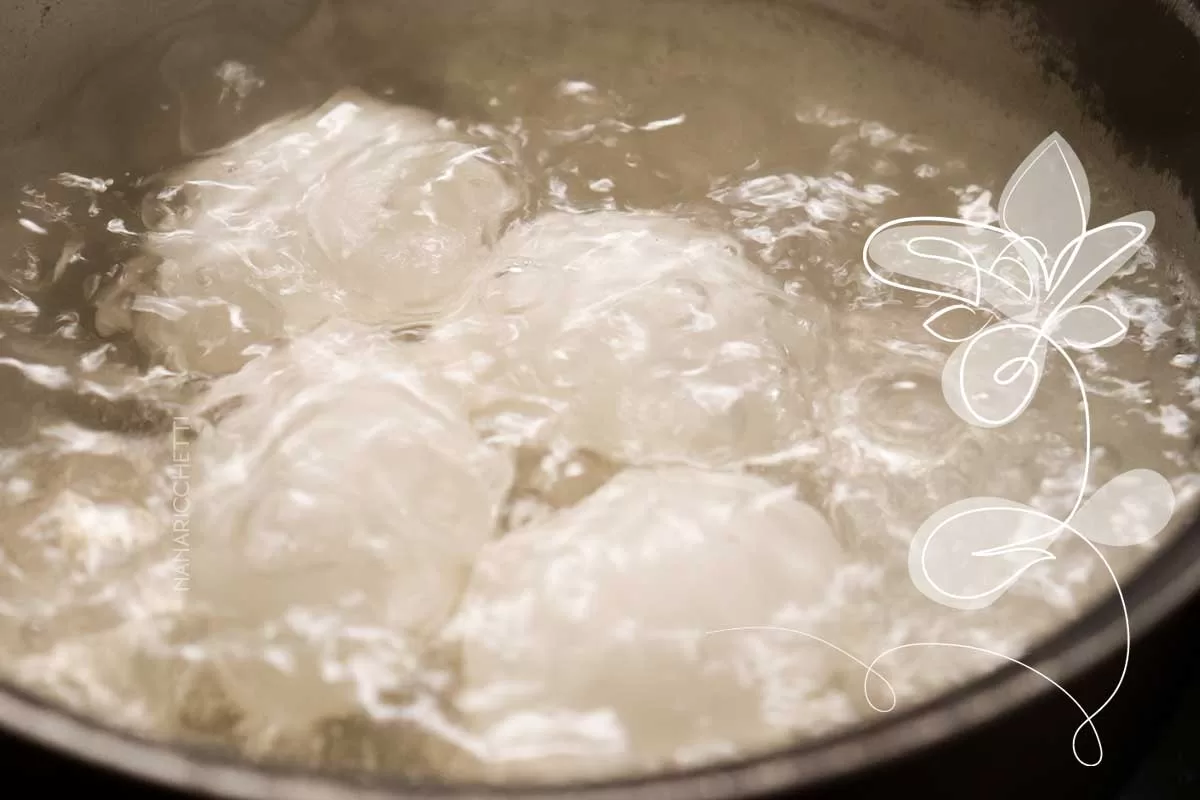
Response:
[[3, 0, 1200, 798]]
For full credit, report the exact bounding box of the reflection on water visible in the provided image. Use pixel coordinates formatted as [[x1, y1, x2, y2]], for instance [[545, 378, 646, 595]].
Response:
[[1, 0, 1199, 784]]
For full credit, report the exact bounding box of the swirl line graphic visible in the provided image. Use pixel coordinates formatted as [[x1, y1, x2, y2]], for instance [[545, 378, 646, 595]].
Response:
[[712, 132, 1177, 767]]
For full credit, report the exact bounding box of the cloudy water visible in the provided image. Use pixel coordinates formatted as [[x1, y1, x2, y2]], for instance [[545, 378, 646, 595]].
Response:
[[1, 0, 1199, 783]]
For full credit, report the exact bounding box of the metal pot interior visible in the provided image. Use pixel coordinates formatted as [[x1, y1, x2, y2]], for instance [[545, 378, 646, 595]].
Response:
[[1, 0, 1200, 797]]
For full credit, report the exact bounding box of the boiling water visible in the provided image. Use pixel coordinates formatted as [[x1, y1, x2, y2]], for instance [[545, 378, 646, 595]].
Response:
[[2, 0, 1200, 783]]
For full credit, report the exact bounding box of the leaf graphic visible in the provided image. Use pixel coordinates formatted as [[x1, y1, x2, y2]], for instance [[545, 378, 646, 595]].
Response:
[[1045, 211, 1156, 312], [864, 218, 1040, 320], [999, 133, 1091, 274], [909, 497, 1060, 610], [1051, 297, 1128, 351], [942, 322, 1047, 428], [923, 303, 997, 344], [1072, 469, 1176, 547]]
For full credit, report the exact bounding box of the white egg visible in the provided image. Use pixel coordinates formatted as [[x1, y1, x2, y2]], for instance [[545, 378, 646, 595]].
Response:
[[97, 89, 519, 376], [185, 321, 514, 731], [446, 466, 847, 781], [429, 211, 829, 468]]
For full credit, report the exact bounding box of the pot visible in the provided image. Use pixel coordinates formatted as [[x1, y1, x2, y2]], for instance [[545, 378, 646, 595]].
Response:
[[1, 0, 1200, 798]]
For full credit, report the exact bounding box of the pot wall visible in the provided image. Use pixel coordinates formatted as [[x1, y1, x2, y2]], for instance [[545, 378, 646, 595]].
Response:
[[1, 0, 1199, 798]]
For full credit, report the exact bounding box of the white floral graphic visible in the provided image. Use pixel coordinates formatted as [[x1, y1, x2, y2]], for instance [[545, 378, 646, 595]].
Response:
[[711, 133, 1178, 768], [865, 133, 1155, 428], [865, 132, 1175, 765], [863, 132, 1174, 610]]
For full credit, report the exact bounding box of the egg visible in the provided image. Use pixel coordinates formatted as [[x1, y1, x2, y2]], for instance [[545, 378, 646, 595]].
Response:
[[95, 89, 519, 375], [184, 321, 513, 731], [427, 211, 829, 469], [446, 466, 847, 780]]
